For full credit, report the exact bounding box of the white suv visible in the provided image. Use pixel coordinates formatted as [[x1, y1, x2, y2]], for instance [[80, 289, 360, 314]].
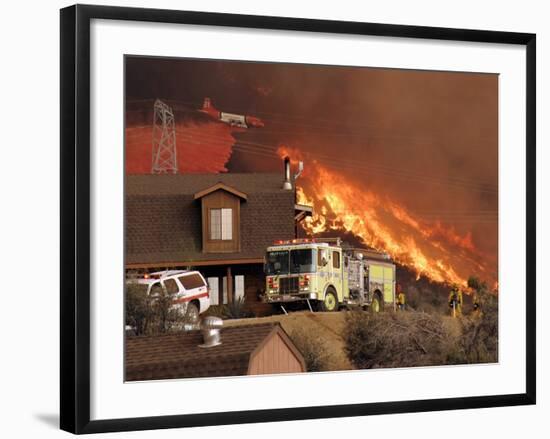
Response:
[[128, 270, 211, 322]]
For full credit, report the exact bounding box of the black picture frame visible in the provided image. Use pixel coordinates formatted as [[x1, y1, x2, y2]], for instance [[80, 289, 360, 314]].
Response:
[[60, 4, 536, 434]]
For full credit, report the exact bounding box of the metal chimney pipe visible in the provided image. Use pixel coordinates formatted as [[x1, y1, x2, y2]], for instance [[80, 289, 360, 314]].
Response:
[[199, 316, 223, 348], [282, 156, 292, 190]]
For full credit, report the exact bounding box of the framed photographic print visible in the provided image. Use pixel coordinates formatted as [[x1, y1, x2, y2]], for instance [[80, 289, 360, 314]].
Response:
[[60, 4, 536, 434]]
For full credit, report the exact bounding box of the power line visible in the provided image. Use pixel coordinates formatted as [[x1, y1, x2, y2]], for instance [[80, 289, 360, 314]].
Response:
[[154, 130, 499, 194], [230, 144, 498, 194], [169, 127, 497, 186], [125, 118, 499, 194], [127, 99, 497, 163], [144, 98, 496, 146], [169, 129, 498, 189]]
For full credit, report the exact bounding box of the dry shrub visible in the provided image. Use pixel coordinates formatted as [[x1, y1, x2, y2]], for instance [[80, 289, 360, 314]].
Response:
[[203, 298, 254, 320], [125, 283, 153, 335], [450, 289, 498, 364], [290, 327, 333, 372], [222, 297, 254, 319], [203, 305, 226, 319], [344, 311, 457, 369], [126, 283, 197, 335]]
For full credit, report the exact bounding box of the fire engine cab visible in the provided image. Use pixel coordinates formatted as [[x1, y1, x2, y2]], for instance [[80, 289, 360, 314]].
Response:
[[263, 238, 396, 312]]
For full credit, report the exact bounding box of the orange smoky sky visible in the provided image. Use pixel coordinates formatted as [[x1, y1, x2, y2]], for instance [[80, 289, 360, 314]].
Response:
[[125, 56, 498, 284]]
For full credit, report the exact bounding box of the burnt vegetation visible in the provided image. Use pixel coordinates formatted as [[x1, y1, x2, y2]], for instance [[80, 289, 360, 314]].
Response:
[[451, 276, 498, 364], [344, 311, 454, 369], [343, 275, 498, 369]]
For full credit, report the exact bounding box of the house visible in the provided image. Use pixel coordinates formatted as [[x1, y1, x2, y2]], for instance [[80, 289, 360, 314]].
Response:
[[125, 158, 312, 310], [125, 323, 306, 380]]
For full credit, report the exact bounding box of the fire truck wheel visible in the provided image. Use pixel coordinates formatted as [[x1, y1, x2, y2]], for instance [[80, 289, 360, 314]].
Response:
[[319, 288, 338, 312]]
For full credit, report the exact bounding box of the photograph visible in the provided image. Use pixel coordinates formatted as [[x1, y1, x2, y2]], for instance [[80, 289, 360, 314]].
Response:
[[124, 56, 499, 381]]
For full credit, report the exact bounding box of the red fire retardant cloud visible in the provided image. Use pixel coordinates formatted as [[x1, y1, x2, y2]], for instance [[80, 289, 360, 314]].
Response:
[[126, 122, 235, 174], [125, 121, 237, 174]]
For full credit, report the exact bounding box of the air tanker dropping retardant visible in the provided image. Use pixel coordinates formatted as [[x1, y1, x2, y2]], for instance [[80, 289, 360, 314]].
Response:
[[199, 97, 265, 129]]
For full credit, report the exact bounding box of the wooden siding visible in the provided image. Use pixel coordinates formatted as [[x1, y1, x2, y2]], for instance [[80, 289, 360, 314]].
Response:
[[248, 332, 305, 375], [201, 190, 241, 253]]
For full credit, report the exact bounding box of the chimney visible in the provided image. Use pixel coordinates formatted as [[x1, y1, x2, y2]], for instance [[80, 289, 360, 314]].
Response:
[[282, 156, 292, 190], [198, 316, 223, 348]]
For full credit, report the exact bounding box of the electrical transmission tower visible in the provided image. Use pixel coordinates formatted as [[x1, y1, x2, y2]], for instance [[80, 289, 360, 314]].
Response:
[[151, 99, 178, 174]]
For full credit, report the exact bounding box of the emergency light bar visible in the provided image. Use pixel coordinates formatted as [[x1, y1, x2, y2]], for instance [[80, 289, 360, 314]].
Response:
[[272, 238, 316, 245]]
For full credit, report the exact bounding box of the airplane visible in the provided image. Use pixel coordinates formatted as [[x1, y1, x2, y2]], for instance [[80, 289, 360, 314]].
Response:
[[199, 97, 265, 129]]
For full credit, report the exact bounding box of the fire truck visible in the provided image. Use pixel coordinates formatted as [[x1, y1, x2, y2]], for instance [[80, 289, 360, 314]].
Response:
[[263, 238, 396, 312]]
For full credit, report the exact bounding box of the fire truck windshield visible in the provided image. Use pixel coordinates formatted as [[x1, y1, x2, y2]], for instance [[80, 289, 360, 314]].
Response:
[[265, 250, 289, 275], [290, 249, 316, 274], [265, 249, 316, 275]]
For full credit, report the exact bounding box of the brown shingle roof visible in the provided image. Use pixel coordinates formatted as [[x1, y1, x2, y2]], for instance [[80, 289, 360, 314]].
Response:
[[125, 174, 295, 266], [126, 173, 287, 196], [125, 323, 285, 381]]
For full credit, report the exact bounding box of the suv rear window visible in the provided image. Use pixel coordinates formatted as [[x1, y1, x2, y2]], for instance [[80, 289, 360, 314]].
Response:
[[178, 274, 206, 290]]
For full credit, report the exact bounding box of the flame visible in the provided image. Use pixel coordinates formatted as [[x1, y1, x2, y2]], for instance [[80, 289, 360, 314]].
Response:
[[283, 145, 491, 286]]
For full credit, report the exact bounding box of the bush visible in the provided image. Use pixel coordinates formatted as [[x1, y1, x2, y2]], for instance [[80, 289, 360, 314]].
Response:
[[125, 282, 197, 335], [344, 310, 456, 369], [289, 327, 333, 372], [148, 286, 184, 333], [203, 305, 226, 319], [125, 283, 153, 335], [221, 297, 254, 319], [450, 283, 498, 364]]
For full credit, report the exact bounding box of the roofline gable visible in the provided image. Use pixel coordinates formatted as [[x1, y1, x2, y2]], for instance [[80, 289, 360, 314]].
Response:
[[248, 324, 307, 373], [193, 182, 248, 200]]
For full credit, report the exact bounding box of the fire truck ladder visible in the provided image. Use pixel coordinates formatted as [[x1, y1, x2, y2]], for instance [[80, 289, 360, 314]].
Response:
[[151, 99, 178, 174]]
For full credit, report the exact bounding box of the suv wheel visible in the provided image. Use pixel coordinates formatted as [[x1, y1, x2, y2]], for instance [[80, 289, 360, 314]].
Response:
[[184, 301, 200, 324]]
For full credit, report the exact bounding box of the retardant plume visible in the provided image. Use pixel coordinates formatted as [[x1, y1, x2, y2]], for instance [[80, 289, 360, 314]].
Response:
[[125, 100, 240, 174]]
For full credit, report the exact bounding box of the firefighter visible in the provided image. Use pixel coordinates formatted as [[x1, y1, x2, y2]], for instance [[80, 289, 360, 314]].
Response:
[[448, 284, 463, 317], [472, 291, 481, 316], [396, 284, 406, 311]]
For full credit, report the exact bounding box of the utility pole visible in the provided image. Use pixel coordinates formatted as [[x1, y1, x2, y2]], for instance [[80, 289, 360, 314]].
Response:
[[151, 99, 178, 174]]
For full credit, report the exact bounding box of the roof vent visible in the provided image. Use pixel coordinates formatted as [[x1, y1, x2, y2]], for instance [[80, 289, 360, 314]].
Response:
[[282, 156, 292, 190], [199, 316, 223, 348]]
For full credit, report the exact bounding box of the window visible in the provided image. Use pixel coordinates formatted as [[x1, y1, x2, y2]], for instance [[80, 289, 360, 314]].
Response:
[[178, 274, 206, 290], [333, 251, 341, 269], [210, 208, 233, 240], [290, 249, 316, 273], [163, 278, 179, 295], [221, 208, 232, 240], [318, 248, 328, 267], [149, 282, 163, 297], [210, 209, 221, 240]]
